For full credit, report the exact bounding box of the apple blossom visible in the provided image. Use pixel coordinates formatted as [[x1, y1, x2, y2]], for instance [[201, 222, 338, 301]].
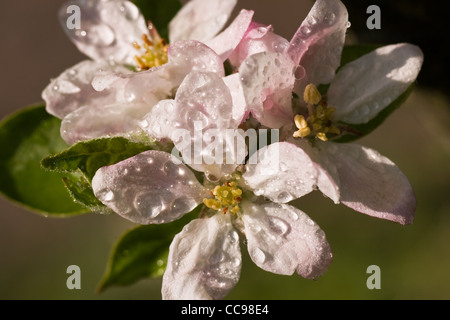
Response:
[[238, 0, 423, 225], [91, 70, 333, 299]]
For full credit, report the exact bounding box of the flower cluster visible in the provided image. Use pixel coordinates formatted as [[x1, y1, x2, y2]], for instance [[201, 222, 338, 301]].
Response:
[[43, 0, 423, 299]]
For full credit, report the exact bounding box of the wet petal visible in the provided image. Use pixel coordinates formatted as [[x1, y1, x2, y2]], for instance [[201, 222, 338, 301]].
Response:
[[328, 43, 424, 124], [60, 101, 151, 145], [239, 52, 296, 128], [288, 0, 348, 86], [169, 0, 237, 43], [229, 22, 290, 67], [205, 9, 254, 62], [322, 143, 416, 225], [166, 40, 225, 83], [59, 0, 148, 65], [174, 71, 234, 132], [42, 60, 129, 119], [242, 202, 333, 278], [162, 214, 242, 300], [243, 142, 319, 203], [92, 150, 208, 224], [140, 99, 177, 140]]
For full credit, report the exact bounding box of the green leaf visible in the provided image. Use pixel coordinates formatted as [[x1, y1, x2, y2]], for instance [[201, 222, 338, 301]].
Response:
[[98, 205, 202, 293], [0, 104, 87, 216], [62, 171, 114, 214], [41, 136, 159, 212], [41, 136, 157, 181], [133, 0, 182, 41]]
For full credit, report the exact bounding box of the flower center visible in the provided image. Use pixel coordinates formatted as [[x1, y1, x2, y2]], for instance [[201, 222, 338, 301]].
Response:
[[293, 84, 340, 142], [203, 181, 243, 214], [133, 24, 168, 71]]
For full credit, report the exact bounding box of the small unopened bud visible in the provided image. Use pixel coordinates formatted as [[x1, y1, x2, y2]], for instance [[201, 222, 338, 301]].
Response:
[[303, 84, 322, 105]]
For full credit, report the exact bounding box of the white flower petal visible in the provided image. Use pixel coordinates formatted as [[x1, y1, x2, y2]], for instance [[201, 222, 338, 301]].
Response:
[[92, 150, 208, 224], [205, 9, 254, 62], [324, 143, 416, 225], [290, 138, 341, 204], [162, 214, 242, 300], [140, 99, 177, 140], [328, 43, 424, 124], [242, 202, 333, 279], [243, 142, 319, 203], [174, 71, 234, 131], [59, 0, 148, 65], [239, 52, 296, 128], [169, 0, 237, 43], [166, 40, 225, 82], [222, 73, 248, 126], [42, 60, 129, 119], [60, 102, 151, 145], [289, 0, 348, 86]]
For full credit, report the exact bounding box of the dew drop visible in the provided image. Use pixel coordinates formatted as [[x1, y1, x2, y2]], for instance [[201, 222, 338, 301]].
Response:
[[277, 191, 292, 203], [120, 2, 140, 20], [251, 247, 266, 264], [323, 12, 336, 25], [300, 25, 311, 35], [268, 216, 290, 236], [103, 190, 115, 201], [227, 230, 239, 244], [294, 65, 306, 80]]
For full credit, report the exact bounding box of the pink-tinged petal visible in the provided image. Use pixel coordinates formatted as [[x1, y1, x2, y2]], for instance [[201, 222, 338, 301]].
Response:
[[239, 52, 296, 128], [162, 214, 241, 300], [42, 60, 129, 119], [243, 142, 319, 203], [222, 74, 248, 126], [242, 202, 333, 279], [169, 0, 237, 43], [328, 43, 424, 124], [59, 0, 148, 65], [289, 0, 348, 91], [229, 22, 290, 68], [323, 143, 416, 225], [167, 40, 225, 82], [92, 150, 208, 225], [205, 9, 254, 62]]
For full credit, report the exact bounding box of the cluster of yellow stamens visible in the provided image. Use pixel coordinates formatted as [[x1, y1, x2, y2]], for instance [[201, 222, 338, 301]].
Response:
[[203, 181, 243, 215], [293, 84, 341, 142], [133, 26, 168, 71]]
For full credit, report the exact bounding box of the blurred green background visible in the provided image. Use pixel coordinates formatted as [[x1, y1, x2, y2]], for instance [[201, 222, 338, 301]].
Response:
[[0, 0, 449, 299]]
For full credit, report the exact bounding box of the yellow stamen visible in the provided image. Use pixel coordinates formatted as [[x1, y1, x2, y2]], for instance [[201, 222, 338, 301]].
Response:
[[203, 181, 243, 214], [303, 83, 322, 105], [293, 84, 341, 141], [133, 26, 168, 71]]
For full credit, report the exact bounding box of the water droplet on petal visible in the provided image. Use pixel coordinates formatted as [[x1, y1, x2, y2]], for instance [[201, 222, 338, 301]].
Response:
[[227, 230, 239, 244], [268, 216, 290, 236], [300, 25, 311, 35], [103, 190, 115, 201], [56, 80, 81, 94], [251, 247, 266, 264], [277, 191, 293, 203], [120, 2, 140, 20], [323, 12, 336, 25]]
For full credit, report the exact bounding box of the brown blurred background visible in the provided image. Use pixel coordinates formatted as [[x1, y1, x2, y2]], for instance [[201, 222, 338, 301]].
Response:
[[1, 0, 449, 299]]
